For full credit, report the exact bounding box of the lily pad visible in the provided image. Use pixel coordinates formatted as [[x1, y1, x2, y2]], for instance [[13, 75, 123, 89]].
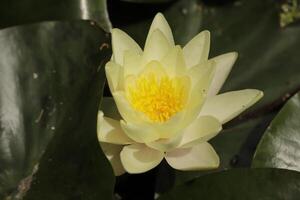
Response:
[[159, 168, 300, 200], [0, 0, 111, 31], [0, 21, 114, 199], [252, 92, 300, 171]]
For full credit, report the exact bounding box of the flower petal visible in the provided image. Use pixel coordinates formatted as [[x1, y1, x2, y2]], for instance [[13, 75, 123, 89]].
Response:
[[97, 111, 134, 144], [161, 45, 186, 77], [165, 142, 219, 171], [105, 61, 123, 92], [178, 116, 222, 148], [208, 52, 238, 97], [112, 91, 145, 123], [143, 29, 171, 64], [183, 30, 210, 68], [187, 60, 215, 88], [181, 61, 216, 127], [100, 142, 125, 176], [199, 89, 264, 124], [123, 50, 143, 77], [139, 60, 167, 78], [146, 133, 182, 152], [111, 28, 142, 65], [120, 120, 160, 143], [120, 143, 164, 174], [145, 13, 174, 46]]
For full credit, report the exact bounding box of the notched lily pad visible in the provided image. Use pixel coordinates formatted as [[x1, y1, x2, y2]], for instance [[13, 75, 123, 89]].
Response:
[[159, 168, 300, 200]]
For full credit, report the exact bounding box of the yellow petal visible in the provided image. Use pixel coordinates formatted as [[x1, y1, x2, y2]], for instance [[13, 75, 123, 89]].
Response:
[[100, 142, 125, 176], [120, 143, 164, 174], [120, 120, 160, 143], [161, 46, 187, 77], [178, 116, 222, 148], [112, 91, 144, 123], [145, 13, 174, 46], [187, 60, 215, 88], [138, 60, 167, 78], [183, 30, 210, 68], [111, 28, 142, 65], [146, 133, 182, 152], [181, 61, 216, 127], [143, 29, 171, 64], [97, 111, 134, 144], [199, 89, 264, 124], [123, 50, 143, 77], [165, 142, 219, 171], [208, 52, 238, 97], [105, 61, 123, 92]]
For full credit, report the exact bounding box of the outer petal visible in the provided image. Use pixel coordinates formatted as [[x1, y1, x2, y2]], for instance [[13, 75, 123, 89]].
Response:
[[111, 28, 142, 65], [105, 61, 123, 92], [120, 120, 160, 143], [120, 143, 164, 174], [183, 30, 210, 68], [178, 116, 222, 148], [143, 29, 171, 64], [199, 89, 264, 124], [165, 142, 219, 171], [145, 13, 174, 46], [181, 61, 216, 128], [97, 111, 134, 144], [100, 142, 125, 176], [208, 52, 238, 97]]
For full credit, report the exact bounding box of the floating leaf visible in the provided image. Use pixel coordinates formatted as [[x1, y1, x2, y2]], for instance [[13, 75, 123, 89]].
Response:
[[252, 92, 300, 171], [0, 21, 114, 199], [159, 169, 300, 200]]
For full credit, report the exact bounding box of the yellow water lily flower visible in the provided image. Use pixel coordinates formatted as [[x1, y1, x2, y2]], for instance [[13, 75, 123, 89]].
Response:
[[97, 13, 263, 175]]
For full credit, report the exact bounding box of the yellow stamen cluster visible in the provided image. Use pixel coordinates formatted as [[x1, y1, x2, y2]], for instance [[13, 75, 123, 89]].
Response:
[[127, 73, 186, 123]]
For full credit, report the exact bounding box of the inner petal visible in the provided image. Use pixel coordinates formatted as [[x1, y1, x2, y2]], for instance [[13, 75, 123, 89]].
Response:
[[126, 72, 188, 123]]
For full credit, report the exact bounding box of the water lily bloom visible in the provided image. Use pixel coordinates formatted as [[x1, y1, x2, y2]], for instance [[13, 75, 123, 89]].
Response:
[[97, 13, 263, 175]]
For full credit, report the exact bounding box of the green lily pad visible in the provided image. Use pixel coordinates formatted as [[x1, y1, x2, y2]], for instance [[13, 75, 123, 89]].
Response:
[[0, 0, 111, 31], [252, 92, 300, 171], [159, 168, 300, 200], [0, 21, 114, 199]]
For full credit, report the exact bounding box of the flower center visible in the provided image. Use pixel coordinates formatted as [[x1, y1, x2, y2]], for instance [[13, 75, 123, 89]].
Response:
[[127, 73, 187, 123]]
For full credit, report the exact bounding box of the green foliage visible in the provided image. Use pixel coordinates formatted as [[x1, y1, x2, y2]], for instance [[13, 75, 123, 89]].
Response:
[[252, 92, 300, 171], [159, 168, 300, 200], [0, 0, 111, 31], [0, 21, 114, 199]]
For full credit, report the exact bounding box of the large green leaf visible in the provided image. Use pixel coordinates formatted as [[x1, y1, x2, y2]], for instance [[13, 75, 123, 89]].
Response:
[[0, 0, 111, 31], [252, 92, 300, 171], [0, 21, 114, 199], [159, 168, 300, 200], [112, 0, 300, 121]]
